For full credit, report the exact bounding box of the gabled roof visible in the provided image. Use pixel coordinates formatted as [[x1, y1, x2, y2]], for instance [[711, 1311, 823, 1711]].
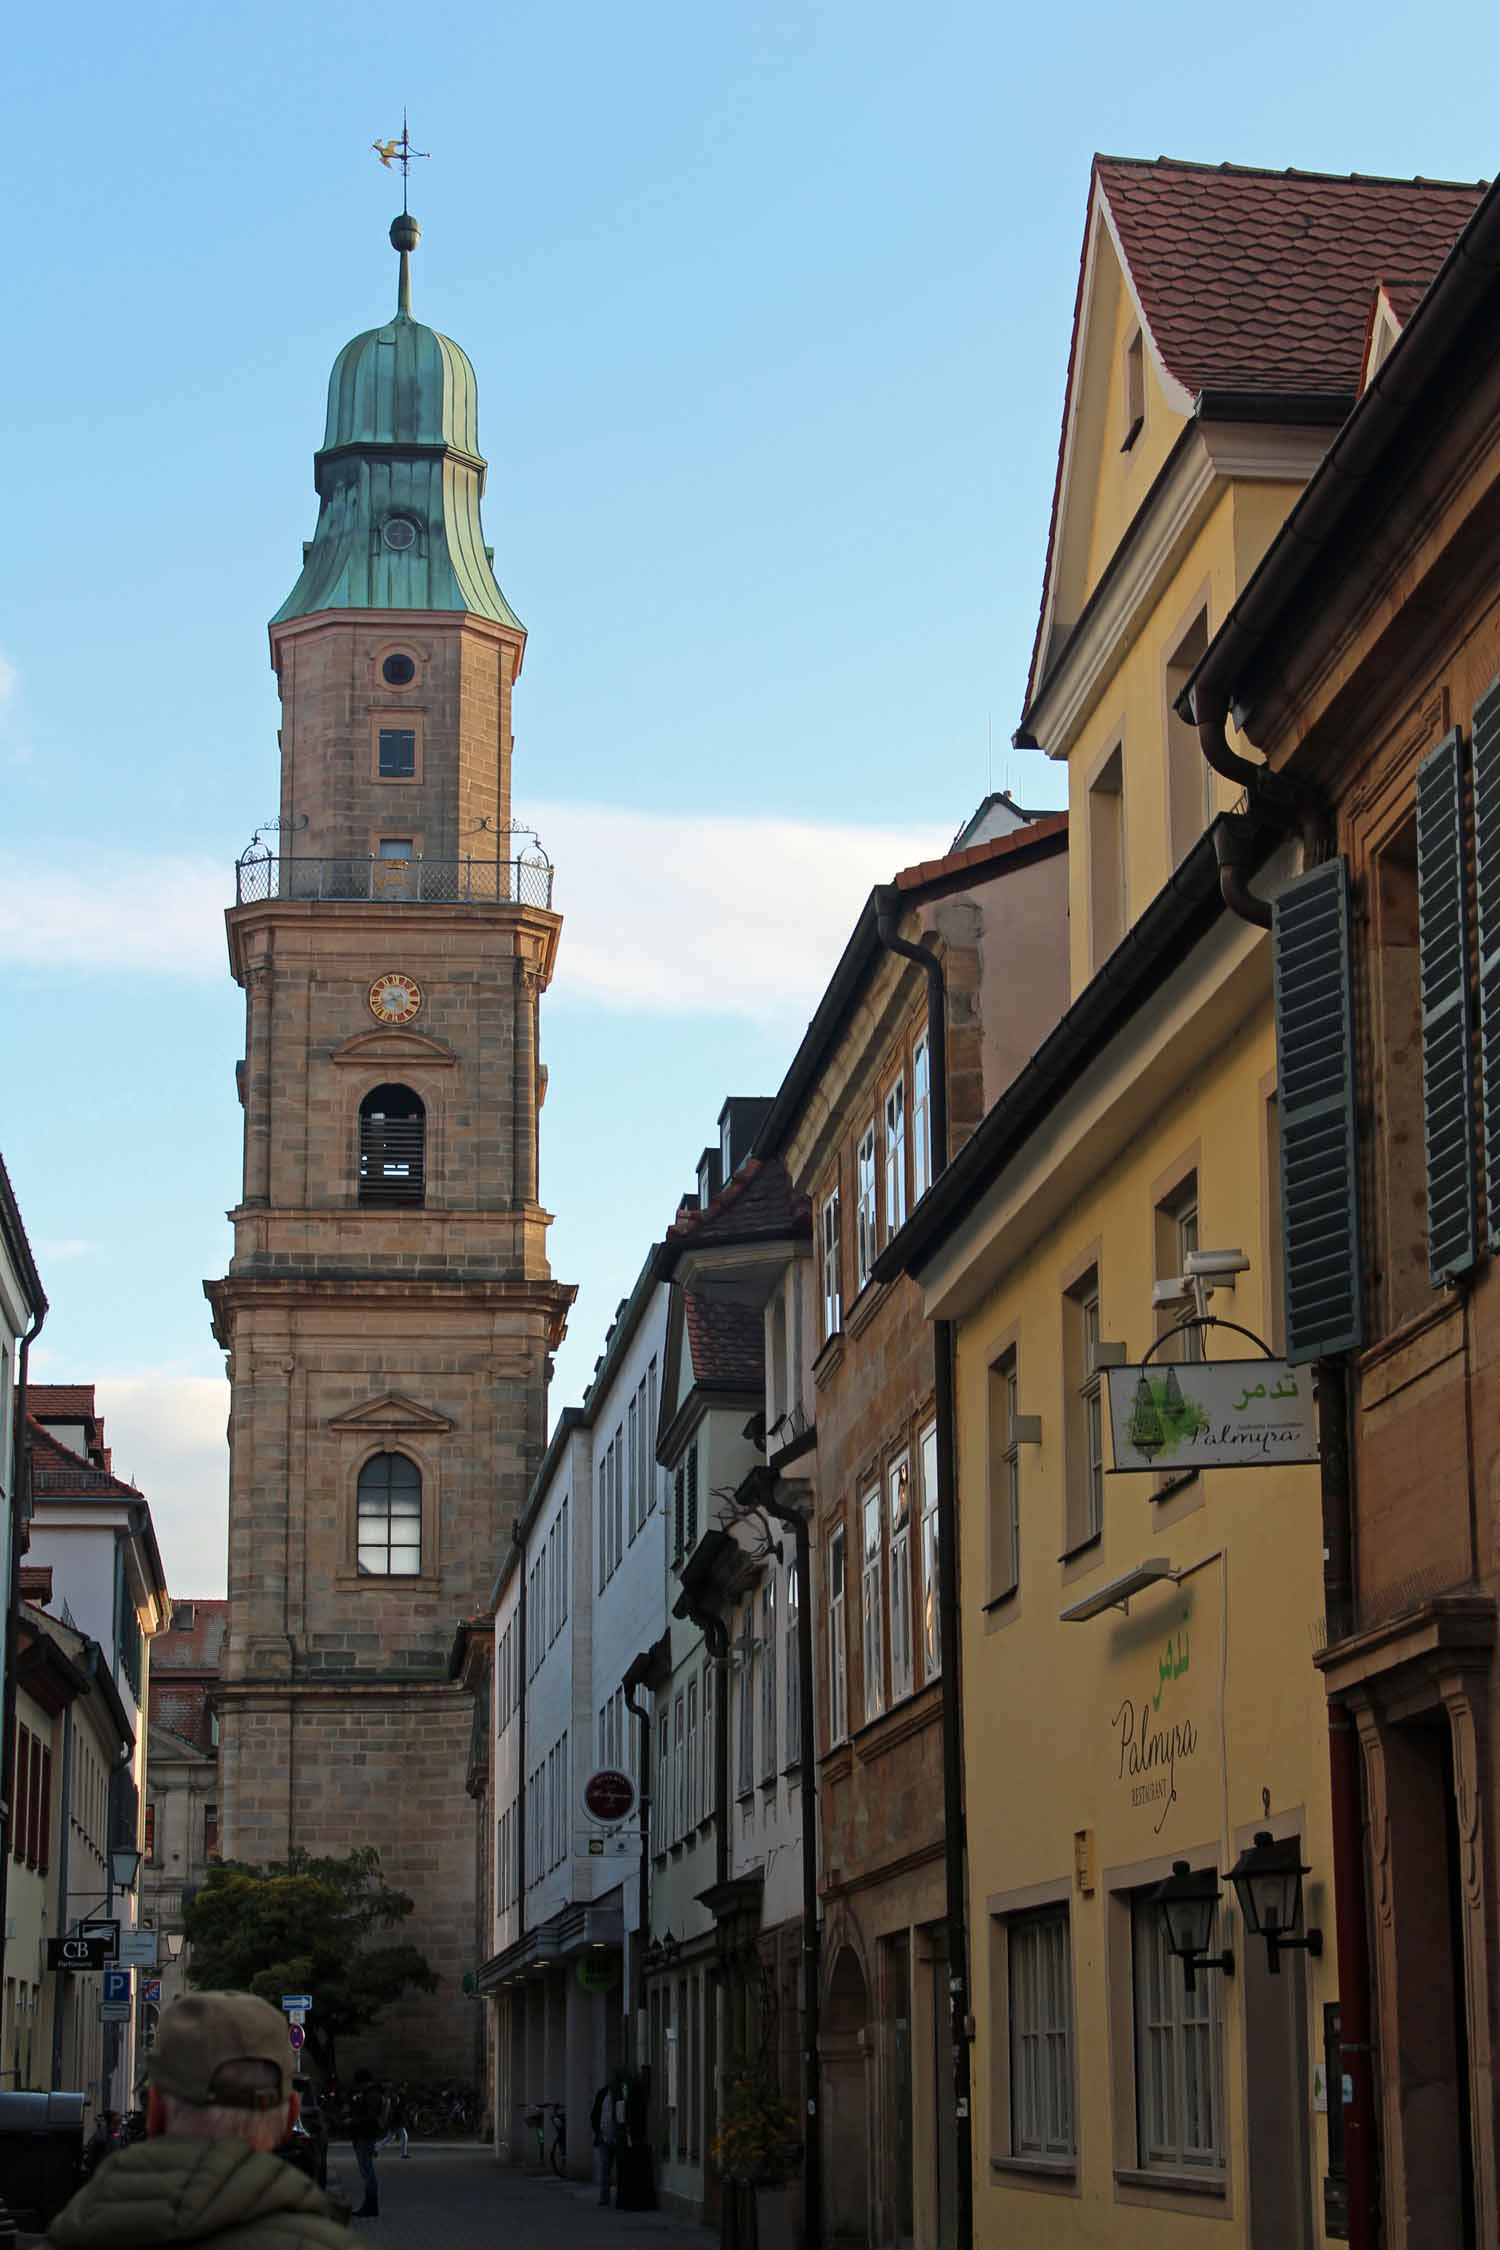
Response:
[[1095, 157, 1485, 401], [26, 1418, 142, 1502], [662, 1159, 810, 1265], [755, 814, 1069, 1162], [1022, 155, 1487, 725], [684, 1292, 765, 1395]]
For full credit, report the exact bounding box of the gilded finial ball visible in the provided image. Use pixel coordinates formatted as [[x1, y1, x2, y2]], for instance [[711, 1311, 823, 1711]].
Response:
[[390, 213, 421, 253]]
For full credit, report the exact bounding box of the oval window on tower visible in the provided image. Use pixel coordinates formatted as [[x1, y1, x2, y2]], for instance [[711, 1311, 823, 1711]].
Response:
[[382, 516, 418, 552], [381, 652, 417, 687]]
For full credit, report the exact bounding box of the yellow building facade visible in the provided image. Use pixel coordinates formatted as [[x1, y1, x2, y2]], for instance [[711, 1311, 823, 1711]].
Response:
[[879, 157, 1486, 2246]]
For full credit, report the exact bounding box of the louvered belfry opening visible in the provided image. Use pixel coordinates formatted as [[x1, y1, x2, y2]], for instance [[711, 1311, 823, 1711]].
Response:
[[358, 1083, 426, 1206]]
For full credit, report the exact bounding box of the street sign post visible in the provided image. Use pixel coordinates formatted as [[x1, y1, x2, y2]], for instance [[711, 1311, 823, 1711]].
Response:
[[288, 2024, 306, 2052], [102, 1967, 131, 2024]]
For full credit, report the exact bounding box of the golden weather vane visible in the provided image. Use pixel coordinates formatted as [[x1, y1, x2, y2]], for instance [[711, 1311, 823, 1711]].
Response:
[[371, 110, 429, 213]]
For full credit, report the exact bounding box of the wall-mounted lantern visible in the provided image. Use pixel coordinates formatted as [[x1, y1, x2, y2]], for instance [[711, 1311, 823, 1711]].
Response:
[[1228, 1831, 1322, 1974], [1150, 1860, 1235, 1993]]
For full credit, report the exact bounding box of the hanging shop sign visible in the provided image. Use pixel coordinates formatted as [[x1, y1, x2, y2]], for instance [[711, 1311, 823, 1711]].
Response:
[[576, 1955, 620, 1995], [581, 1768, 637, 1826], [47, 1935, 112, 1972], [1105, 1359, 1318, 1474]]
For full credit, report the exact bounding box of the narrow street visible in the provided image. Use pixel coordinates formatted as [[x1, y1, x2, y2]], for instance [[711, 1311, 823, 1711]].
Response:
[[322, 2146, 717, 2250]]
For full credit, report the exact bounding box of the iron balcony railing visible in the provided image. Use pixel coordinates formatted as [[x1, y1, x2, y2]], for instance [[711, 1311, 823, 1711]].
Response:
[[234, 851, 554, 909]]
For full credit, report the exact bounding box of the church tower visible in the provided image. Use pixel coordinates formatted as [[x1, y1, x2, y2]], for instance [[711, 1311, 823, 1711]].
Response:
[[206, 212, 573, 2072]]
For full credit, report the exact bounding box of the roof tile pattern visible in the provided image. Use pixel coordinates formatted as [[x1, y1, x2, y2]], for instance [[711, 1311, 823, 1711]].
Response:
[[26, 1418, 141, 1500], [667, 1158, 810, 1248], [684, 1292, 765, 1393], [1097, 158, 1486, 398]]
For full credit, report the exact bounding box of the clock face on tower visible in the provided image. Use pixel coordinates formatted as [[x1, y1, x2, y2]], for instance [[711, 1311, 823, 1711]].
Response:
[[368, 972, 423, 1025]]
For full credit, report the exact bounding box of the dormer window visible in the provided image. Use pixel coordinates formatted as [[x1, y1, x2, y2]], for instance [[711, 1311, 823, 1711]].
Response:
[[1122, 327, 1145, 451]]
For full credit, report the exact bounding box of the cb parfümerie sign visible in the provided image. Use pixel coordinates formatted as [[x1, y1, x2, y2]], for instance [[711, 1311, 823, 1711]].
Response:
[[1105, 1359, 1318, 1473]]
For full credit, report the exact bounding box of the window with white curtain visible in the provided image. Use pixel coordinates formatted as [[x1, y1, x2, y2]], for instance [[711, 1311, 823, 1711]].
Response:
[[861, 1486, 885, 1722], [888, 1454, 913, 1702], [883, 1076, 908, 1240], [912, 1032, 932, 1199], [919, 1420, 941, 1680], [1009, 1910, 1074, 2158], [828, 1530, 848, 1744], [856, 1126, 878, 1290]]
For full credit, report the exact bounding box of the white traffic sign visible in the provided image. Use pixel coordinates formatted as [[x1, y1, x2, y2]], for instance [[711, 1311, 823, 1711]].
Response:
[[288, 2009, 306, 2027], [119, 1930, 158, 1969], [575, 1831, 644, 1857], [280, 1995, 313, 2014]]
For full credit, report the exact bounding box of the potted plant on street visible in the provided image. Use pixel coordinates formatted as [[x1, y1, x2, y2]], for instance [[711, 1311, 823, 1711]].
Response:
[[712, 2064, 803, 2249]]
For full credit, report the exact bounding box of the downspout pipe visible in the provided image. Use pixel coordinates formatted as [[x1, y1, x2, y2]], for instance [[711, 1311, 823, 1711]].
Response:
[[871, 890, 972, 2250], [622, 1649, 656, 2070], [757, 1479, 823, 2250]]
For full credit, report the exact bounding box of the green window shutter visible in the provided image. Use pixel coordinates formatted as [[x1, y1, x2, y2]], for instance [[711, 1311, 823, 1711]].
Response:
[[1471, 678, 1500, 1249], [1273, 858, 1364, 1362], [1416, 726, 1478, 1283]]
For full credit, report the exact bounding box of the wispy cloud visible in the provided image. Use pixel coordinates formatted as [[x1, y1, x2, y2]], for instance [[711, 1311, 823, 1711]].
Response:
[[37, 1238, 97, 1262], [0, 804, 950, 1017], [533, 801, 950, 1022], [92, 1373, 230, 1598], [0, 852, 225, 976]]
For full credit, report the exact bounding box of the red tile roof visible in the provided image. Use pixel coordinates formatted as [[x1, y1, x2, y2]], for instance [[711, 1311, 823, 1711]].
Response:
[[153, 1598, 230, 1672], [26, 1418, 142, 1501], [28, 1384, 99, 1423], [1096, 156, 1486, 399], [666, 1157, 811, 1250], [684, 1291, 765, 1393], [1022, 155, 1487, 726], [894, 810, 1068, 894]]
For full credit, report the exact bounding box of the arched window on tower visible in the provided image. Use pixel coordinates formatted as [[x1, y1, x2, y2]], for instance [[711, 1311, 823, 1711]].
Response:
[[358, 1084, 425, 1206], [356, 1452, 423, 1576]]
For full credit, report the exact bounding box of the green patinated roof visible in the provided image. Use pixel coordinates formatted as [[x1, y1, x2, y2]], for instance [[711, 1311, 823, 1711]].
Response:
[[273, 218, 522, 631]]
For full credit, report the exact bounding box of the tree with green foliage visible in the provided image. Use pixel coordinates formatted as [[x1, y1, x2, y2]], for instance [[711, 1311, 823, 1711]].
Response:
[[183, 1847, 437, 2077]]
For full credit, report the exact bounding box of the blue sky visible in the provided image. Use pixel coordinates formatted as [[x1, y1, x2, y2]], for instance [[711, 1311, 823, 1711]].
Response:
[[2, 0, 1494, 1590]]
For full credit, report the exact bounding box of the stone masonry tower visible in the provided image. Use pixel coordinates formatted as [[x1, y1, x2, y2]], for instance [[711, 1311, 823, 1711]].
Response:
[[206, 213, 573, 2073]]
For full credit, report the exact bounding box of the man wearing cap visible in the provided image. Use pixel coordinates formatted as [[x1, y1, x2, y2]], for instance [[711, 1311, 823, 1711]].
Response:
[[45, 1993, 350, 2248]]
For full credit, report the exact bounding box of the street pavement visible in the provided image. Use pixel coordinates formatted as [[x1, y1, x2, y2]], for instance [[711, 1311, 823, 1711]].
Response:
[[325, 2144, 717, 2250]]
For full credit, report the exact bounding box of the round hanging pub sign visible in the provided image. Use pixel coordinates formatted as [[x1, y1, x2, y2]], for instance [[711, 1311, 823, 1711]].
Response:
[[582, 1768, 636, 1825]]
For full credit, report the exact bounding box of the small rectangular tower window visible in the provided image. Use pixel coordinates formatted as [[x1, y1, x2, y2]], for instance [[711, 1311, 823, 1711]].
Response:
[[378, 727, 417, 778], [378, 838, 414, 861]]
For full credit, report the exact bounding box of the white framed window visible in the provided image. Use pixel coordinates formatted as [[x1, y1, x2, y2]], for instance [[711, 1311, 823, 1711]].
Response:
[[1009, 1911, 1074, 2158], [1132, 1889, 1226, 2174], [828, 1530, 848, 1744], [686, 1679, 700, 1826], [888, 1454, 913, 1702], [919, 1420, 941, 1680], [856, 1124, 878, 1290], [628, 1396, 639, 1537], [760, 1580, 778, 1779], [883, 1077, 908, 1240], [821, 1189, 842, 1340], [647, 1358, 659, 1513], [1065, 1271, 1105, 1548], [861, 1485, 885, 1722], [912, 1032, 932, 1200], [736, 1608, 755, 1795], [560, 1499, 569, 1624], [1082, 1285, 1104, 1538], [786, 1558, 801, 1764], [612, 1430, 625, 1570], [702, 1659, 715, 1820], [674, 1694, 687, 1842], [598, 1459, 608, 1591], [657, 1712, 671, 1855]]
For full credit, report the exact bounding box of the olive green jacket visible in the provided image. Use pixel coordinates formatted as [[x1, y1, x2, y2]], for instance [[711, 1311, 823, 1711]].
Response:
[[47, 2139, 349, 2250]]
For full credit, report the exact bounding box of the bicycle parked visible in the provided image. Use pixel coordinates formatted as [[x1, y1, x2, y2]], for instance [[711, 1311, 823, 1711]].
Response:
[[520, 2099, 566, 2177]]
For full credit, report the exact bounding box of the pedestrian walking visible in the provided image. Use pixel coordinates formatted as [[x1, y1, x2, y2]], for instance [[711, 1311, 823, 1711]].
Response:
[[379, 2081, 410, 2160], [43, 1991, 348, 2250], [590, 2072, 626, 2207], [347, 2068, 386, 2218]]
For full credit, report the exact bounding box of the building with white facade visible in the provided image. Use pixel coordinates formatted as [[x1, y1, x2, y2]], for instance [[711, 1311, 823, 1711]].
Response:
[[23, 1389, 169, 2110], [485, 1251, 669, 2174]]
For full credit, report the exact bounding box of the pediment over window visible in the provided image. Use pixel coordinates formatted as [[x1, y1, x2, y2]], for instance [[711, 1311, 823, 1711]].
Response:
[[330, 1028, 457, 1068], [327, 1392, 455, 1436]]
